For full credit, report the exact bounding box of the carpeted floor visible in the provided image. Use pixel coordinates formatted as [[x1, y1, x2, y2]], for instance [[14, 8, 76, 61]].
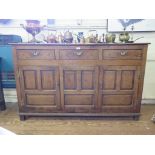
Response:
[[0, 102, 155, 135]]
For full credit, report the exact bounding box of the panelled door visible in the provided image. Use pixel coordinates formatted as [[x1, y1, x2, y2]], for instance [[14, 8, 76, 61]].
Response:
[[19, 66, 60, 112], [99, 65, 140, 113], [60, 66, 99, 113]]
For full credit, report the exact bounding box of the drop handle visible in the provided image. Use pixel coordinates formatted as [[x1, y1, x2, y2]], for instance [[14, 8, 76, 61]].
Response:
[[120, 51, 128, 56], [74, 51, 83, 56], [76, 47, 81, 50], [32, 51, 40, 56], [74, 47, 83, 55]]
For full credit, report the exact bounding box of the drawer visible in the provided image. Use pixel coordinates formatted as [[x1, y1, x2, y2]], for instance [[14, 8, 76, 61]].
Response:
[[103, 49, 142, 60], [59, 48, 99, 60], [17, 49, 56, 60]]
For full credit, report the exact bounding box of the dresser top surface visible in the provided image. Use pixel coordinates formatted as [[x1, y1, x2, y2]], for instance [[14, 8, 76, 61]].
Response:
[[11, 43, 150, 46]]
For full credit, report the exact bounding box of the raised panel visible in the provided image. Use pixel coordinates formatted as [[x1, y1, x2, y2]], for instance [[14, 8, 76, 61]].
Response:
[[81, 71, 94, 89], [103, 70, 116, 90], [61, 66, 98, 112], [102, 95, 132, 106], [64, 71, 77, 89], [26, 94, 56, 106], [101, 66, 138, 91], [20, 66, 61, 112], [23, 70, 37, 89], [100, 65, 139, 112], [121, 71, 134, 90], [41, 70, 55, 90], [64, 95, 94, 105]]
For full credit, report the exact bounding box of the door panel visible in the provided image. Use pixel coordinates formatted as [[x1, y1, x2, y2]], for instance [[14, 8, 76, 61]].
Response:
[[40, 70, 56, 90], [20, 66, 60, 112], [81, 71, 94, 89], [102, 70, 116, 90], [102, 94, 132, 106], [23, 70, 37, 89], [64, 71, 77, 89], [120, 71, 134, 90], [64, 94, 94, 105], [61, 66, 99, 112], [99, 66, 140, 113], [26, 94, 56, 106]]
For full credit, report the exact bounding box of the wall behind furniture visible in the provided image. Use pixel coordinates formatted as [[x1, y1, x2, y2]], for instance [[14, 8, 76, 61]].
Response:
[[132, 32, 155, 99], [0, 19, 155, 100]]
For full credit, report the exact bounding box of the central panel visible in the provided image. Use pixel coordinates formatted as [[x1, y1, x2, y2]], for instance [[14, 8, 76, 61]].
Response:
[[61, 66, 99, 113]]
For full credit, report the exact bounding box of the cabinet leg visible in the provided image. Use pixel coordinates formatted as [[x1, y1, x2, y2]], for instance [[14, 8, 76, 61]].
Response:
[[133, 116, 139, 121], [20, 115, 26, 121], [151, 114, 155, 123]]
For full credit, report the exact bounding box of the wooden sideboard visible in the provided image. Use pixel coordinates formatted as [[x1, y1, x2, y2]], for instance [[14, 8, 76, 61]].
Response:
[[0, 58, 6, 111], [12, 43, 149, 120]]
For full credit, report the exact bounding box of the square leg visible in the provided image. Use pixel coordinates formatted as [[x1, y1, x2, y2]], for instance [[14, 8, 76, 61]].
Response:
[[19, 115, 26, 121]]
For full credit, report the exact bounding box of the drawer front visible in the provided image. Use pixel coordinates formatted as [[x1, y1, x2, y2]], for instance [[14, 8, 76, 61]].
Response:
[[103, 49, 142, 60], [17, 49, 55, 60], [59, 49, 99, 60]]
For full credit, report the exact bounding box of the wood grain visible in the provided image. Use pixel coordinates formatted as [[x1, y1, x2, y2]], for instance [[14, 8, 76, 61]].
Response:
[[12, 43, 149, 119]]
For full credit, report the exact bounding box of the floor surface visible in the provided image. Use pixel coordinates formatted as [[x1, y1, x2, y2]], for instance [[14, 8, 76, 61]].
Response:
[[0, 102, 155, 135]]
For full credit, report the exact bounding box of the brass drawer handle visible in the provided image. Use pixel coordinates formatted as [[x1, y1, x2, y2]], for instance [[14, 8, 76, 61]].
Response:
[[120, 51, 127, 56], [32, 51, 40, 56], [74, 47, 83, 56], [74, 51, 83, 56], [76, 47, 81, 50]]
